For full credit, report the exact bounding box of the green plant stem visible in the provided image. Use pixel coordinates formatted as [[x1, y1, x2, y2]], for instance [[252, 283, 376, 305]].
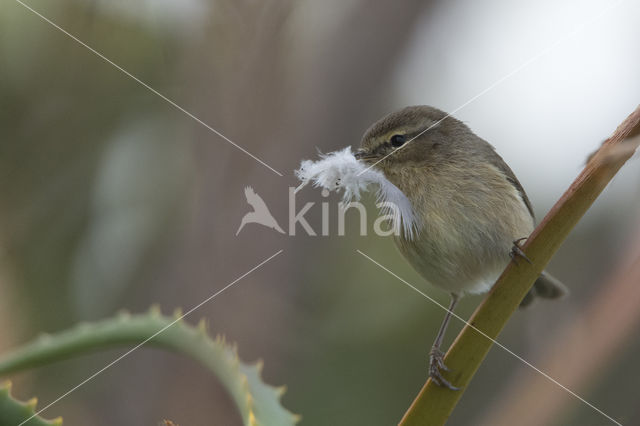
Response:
[[0, 309, 299, 426], [399, 105, 640, 426]]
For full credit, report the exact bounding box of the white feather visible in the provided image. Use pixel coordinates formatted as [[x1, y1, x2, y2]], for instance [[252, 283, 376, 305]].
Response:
[[295, 147, 418, 239]]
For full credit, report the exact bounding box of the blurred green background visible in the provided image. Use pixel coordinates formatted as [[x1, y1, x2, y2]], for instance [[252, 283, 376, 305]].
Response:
[[1, 0, 640, 425]]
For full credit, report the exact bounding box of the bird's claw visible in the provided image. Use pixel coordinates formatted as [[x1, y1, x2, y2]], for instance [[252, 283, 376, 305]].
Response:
[[510, 237, 532, 265], [429, 347, 459, 391]]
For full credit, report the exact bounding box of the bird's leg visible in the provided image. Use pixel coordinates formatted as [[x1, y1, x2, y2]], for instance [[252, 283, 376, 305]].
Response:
[[510, 237, 532, 265], [429, 293, 460, 391]]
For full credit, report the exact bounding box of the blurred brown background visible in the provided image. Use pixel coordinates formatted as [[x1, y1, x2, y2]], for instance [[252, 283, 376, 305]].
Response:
[[1, 0, 639, 425]]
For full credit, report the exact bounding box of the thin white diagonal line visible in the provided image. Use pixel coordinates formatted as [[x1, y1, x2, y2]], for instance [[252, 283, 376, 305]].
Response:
[[359, 0, 627, 176], [20, 249, 284, 425], [356, 249, 622, 426], [13, 0, 283, 177]]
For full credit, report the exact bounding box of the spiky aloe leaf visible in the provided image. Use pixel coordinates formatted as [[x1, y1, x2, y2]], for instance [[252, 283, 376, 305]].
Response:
[[0, 381, 62, 426], [0, 308, 299, 426]]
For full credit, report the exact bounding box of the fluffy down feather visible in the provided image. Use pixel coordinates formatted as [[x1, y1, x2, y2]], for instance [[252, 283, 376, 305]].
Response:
[[294, 147, 418, 239]]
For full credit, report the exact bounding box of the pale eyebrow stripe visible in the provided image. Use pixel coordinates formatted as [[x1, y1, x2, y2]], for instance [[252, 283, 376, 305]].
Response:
[[406, 122, 439, 138], [379, 122, 438, 144]]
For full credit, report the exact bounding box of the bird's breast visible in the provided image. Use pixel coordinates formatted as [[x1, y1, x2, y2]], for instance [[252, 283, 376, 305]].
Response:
[[388, 163, 534, 294]]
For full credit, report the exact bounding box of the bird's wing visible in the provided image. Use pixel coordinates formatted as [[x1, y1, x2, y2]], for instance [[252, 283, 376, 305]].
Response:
[[486, 149, 535, 219], [244, 186, 270, 212]]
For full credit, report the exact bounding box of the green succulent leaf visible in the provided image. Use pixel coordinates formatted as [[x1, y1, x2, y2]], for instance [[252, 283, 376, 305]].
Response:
[[0, 308, 299, 426], [0, 381, 62, 426]]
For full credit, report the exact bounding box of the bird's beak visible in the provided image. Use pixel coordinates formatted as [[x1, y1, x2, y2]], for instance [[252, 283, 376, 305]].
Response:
[[354, 149, 376, 161]]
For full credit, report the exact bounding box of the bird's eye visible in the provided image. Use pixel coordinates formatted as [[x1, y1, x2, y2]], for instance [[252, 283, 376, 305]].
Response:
[[390, 134, 407, 148]]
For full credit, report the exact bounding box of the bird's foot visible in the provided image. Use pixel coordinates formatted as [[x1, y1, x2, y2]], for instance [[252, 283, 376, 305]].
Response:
[[429, 347, 459, 391], [510, 237, 532, 266]]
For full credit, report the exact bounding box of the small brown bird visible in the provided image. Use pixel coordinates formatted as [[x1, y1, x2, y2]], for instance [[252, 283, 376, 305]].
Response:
[[355, 105, 567, 389]]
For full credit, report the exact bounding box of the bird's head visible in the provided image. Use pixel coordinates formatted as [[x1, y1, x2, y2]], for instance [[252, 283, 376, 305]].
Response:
[[355, 105, 474, 175]]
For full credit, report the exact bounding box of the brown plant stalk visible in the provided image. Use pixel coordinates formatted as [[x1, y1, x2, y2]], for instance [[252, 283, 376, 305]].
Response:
[[479, 222, 640, 426]]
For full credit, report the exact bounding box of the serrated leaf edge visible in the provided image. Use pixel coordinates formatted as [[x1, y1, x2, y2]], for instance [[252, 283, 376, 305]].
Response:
[[0, 307, 299, 426], [0, 380, 63, 425]]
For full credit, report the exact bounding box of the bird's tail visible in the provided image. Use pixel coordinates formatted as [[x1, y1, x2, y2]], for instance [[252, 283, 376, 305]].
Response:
[[520, 271, 569, 308]]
